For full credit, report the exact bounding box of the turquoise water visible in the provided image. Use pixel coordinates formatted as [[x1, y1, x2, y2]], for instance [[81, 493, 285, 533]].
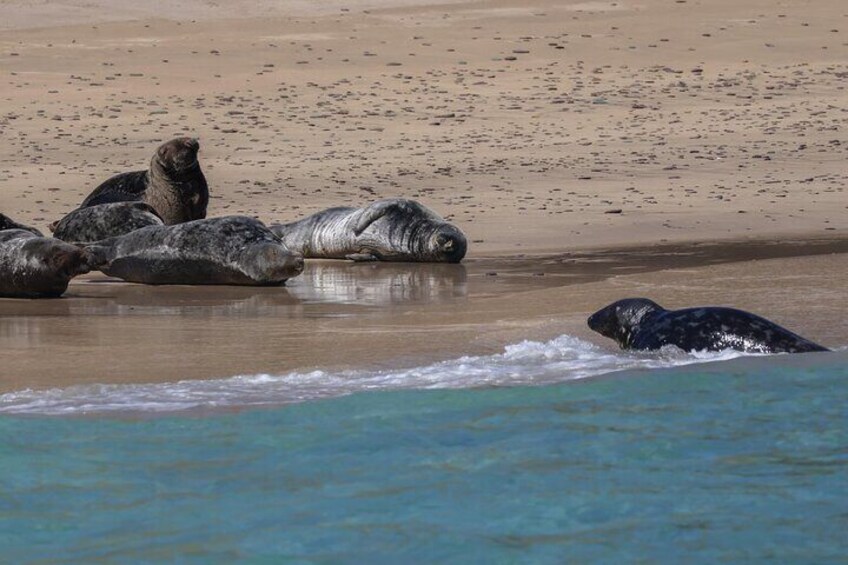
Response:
[[2, 349, 846, 562]]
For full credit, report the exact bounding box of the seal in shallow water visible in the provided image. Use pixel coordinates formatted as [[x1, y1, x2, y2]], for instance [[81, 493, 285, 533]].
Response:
[[587, 298, 829, 354], [85, 216, 304, 286], [79, 137, 209, 225], [51, 202, 164, 243], [0, 213, 43, 236], [269, 198, 467, 263], [0, 230, 103, 298]]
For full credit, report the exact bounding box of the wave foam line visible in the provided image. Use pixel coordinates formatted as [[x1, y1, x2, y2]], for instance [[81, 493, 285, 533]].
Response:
[[0, 335, 753, 415]]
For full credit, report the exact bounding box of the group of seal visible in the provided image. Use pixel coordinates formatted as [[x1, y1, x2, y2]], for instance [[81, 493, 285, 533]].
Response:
[[1, 135, 831, 355], [2, 137, 468, 297]]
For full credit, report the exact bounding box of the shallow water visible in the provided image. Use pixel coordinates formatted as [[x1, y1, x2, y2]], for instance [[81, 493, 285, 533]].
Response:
[[2, 345, 846, 562]]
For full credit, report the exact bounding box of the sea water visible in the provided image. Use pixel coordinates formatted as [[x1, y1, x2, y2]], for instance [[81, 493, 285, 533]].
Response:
[[1, 338, 846, 563]]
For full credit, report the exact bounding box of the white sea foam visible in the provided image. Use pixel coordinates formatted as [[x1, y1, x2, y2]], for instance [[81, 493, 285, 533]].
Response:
[[0, 335, 755, 415]]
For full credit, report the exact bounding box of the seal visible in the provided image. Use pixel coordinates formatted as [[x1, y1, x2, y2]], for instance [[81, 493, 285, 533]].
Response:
[[84, 216, 304, 286], [0, 213, 43, 236], [587, 298, 829, 354], [79, 137, 209, 225], [269, 198, 467, 263], [51, 202, 164, 243], [0, 229, 103, 298]]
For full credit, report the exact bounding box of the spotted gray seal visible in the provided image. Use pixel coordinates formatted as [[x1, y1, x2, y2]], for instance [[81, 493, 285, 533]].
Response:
[[84, 216, 304, 286], [0, 229, 103, 298], [0, 213, 43, 236], [588, 298, 829, 354], [79, 137, 209, 225], [51, 202, 164, 243], [269, 198, 467, 263]]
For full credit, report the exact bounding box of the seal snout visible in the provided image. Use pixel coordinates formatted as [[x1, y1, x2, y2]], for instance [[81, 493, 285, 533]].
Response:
[[246, 242, 304, 284], [434, 228, 467, 263], [587, 305, 617, 339]]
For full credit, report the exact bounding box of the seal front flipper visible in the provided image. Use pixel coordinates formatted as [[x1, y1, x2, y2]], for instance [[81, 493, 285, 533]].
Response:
[[352, 199, 414, 236], [345, 252, 378, 262]]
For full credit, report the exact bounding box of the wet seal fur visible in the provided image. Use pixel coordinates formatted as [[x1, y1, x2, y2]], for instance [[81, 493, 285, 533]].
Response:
[[0, 230, 103, 298], [85, 216, 304, 286], [270, 198, 467, 262], [79, 137, 209, 225], [588, 298, 829, 354], [51, 202, 164, 243], [0, 213, 43, 236]]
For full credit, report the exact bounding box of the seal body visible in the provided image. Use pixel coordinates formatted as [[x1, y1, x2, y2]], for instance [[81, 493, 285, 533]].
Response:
[[0, 213, 43, 236], [270, 198, 467, 263], [0, 230, 102, 298], [52, 202, 164, 243], [86, 216, 304, 286], [79, 137, 209, 225], [588, 298, 829, 354]]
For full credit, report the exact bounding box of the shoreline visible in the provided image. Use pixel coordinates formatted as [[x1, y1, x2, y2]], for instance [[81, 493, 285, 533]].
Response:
[[2, 233, 846, 394]]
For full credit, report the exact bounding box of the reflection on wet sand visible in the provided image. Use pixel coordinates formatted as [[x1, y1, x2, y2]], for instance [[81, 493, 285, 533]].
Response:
[[287, 261, 468, 306]]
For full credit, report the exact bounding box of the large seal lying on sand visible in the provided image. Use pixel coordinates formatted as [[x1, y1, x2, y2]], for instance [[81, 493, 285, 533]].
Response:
[[85, 216, 304, 286], [269, 198, 467, 263], [51, 202, 164, 243], [79, 137, 209, 225], [0, 230, 103, 298], [0, 213, 43, 236], [588, 298, 829, 354]]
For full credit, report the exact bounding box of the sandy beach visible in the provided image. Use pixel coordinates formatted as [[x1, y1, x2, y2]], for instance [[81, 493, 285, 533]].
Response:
[[1, 0, 846, 390]]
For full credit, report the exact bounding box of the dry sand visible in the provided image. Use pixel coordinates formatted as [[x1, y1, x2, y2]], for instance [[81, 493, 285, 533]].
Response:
[[0, 0, 846, 390]]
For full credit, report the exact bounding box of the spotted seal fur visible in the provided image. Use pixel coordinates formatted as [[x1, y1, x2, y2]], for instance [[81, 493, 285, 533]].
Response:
[[85, 216, 303, 286], [0, 230, 103, 298], [588, 298, 828, 354], [51, 202, 164, 243], [269, 198, 467, 263]]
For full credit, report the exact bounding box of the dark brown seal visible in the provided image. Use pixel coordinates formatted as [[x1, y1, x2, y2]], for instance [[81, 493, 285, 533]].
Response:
[[79, 137, 209, 225]]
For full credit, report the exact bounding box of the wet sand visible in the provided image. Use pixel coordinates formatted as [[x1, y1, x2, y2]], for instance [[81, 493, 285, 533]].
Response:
[[2, 237, 846, 393], [1, 0, 846, 391]]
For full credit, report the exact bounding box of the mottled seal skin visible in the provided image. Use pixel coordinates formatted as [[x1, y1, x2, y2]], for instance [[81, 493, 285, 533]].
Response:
[[86, 216, 304, 286], [79, 137, 209, 225], [270, 198, 467, 263], [0, 213, 43, 236], [588, 298, 829, 354], [0, 230, 102, 298], [51, 202, 164, 243]]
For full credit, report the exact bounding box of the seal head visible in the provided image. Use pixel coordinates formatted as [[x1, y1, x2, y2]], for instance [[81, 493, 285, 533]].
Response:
[[588, 298, 664, 348]]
